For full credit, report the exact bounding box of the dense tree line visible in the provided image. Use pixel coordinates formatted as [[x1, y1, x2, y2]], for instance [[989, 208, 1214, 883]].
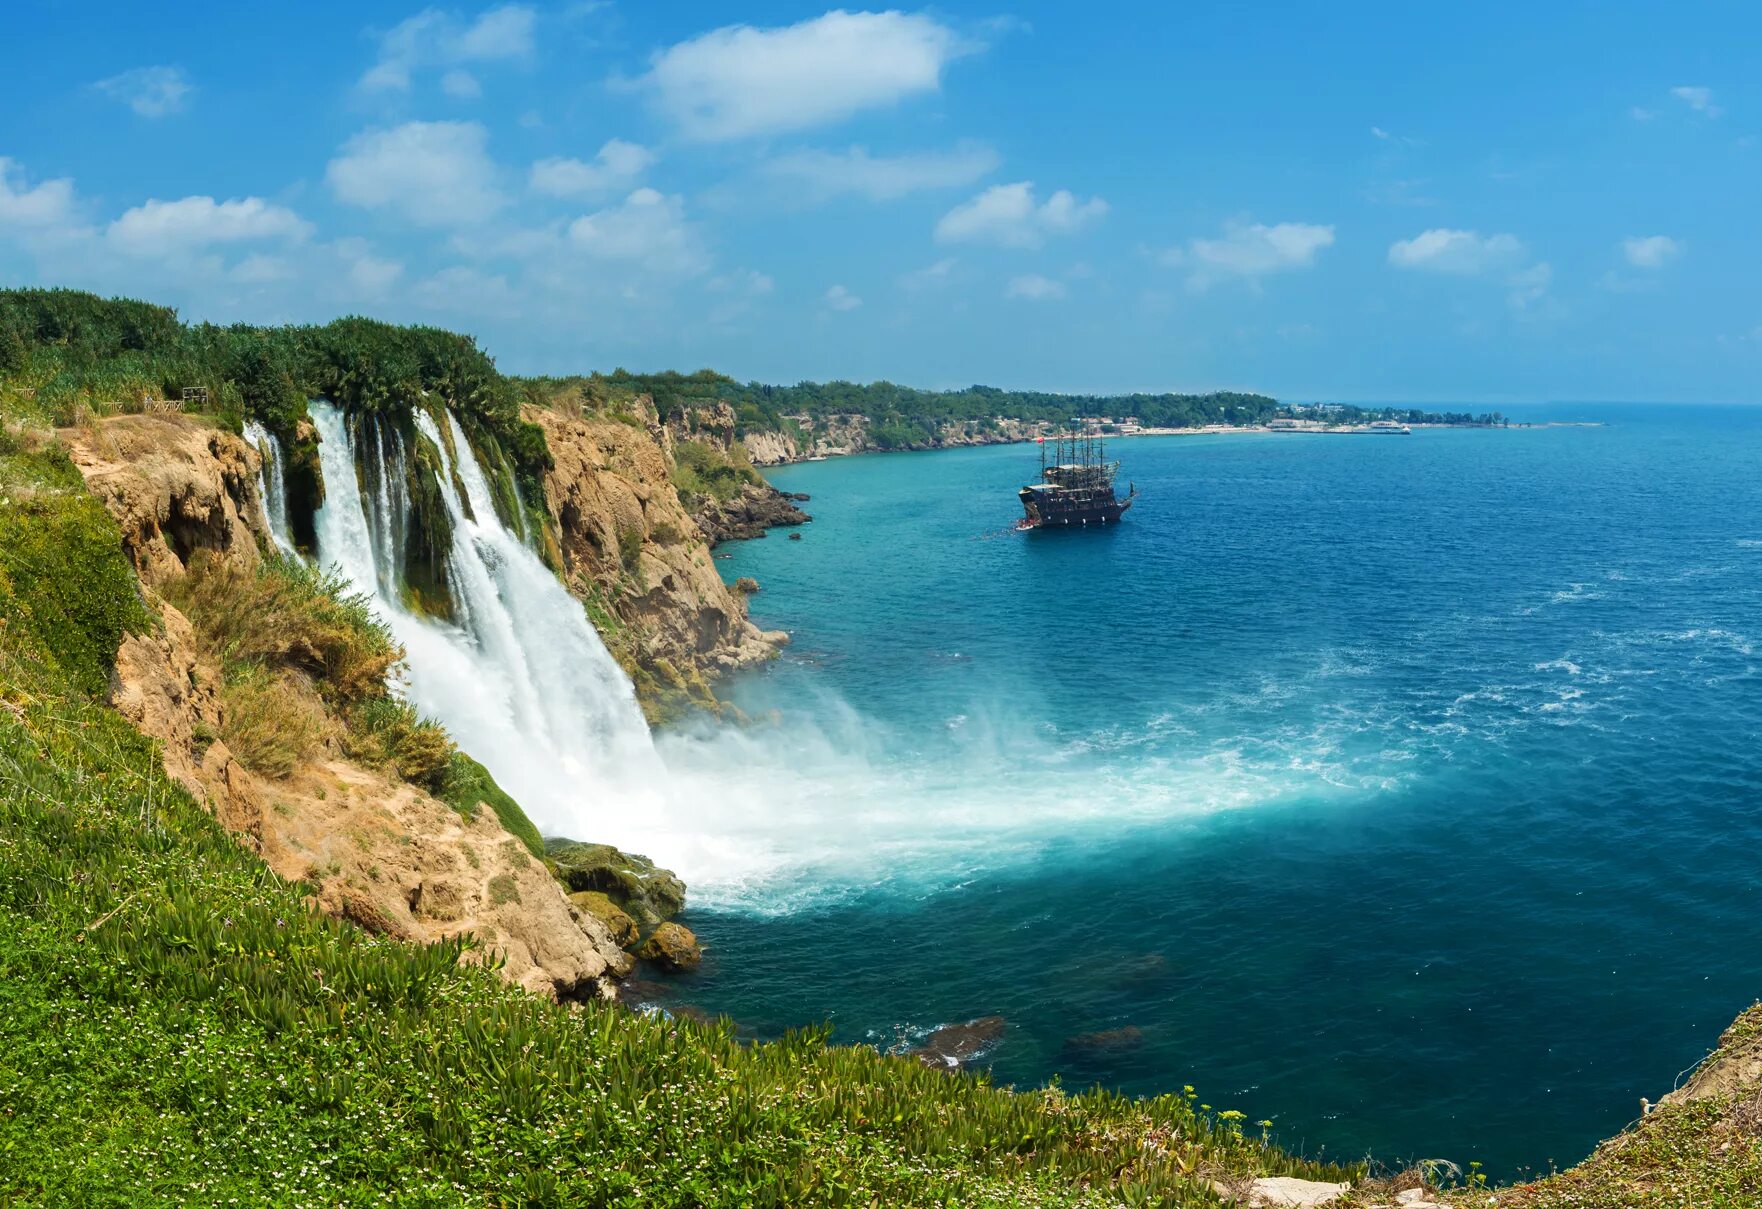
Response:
[[597, 368, 1503, 438], [0, 287, 549, 478]]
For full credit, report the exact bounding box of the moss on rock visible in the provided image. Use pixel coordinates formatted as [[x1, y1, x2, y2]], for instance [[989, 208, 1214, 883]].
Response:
[[544, 838, 686, 930], [637, 921, 703, 972], [570, 890, 639, 950]]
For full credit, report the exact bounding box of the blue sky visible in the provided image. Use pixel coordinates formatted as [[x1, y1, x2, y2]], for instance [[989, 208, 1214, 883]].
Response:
[[3, 2, 1759, 402]]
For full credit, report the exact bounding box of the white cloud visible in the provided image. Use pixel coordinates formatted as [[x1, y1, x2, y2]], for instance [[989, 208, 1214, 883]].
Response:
[[633, 10, 974, 140], [763, 143, 999, 201], [361, 5, 536, 92], [708, 269, 774, 296], [95, 66, 192, 118], [1167, 220, 1335, 289], [1630, 106, 1657, 122], [1389, 228, 1552, 311], [1388, 228, 1526, 274], [900, 257, 957, 290], [343, 246, 405, 295], [441, 70, 482, 99], [934, 182, 1107, 249], [1671, 85, 1723, 117], [530, 139, 656, 199], [0, 158, 80, 229], [1370, 125, 1422, 147], [1006, 273, 1065, 301], [107, 196, 311, 257], [823, 284, 862, 311], [1506, 262, 1552, 310], [328, 121, 505, 227], [567, 188, 707, 274], [1623, 234, 1681, 268]]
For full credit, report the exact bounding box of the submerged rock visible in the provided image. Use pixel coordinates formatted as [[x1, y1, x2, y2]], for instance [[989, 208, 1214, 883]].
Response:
[[1063, 1025, 1146, 1056], [908, 1016, 1007, 1070], [637, 921, 704, 972]]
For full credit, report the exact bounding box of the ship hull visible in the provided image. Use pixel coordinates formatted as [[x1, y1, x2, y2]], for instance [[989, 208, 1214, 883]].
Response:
[[1017, 489, 1135, 529]]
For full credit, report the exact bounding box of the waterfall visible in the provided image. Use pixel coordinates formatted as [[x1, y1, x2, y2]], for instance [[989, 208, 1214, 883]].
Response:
[[243, 420, 300, 559], [307, 401, 666, 842]]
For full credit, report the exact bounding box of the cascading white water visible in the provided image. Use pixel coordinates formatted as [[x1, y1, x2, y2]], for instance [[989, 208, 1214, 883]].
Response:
[[307, 401, 673, 853], [243, 420, 300, 559]]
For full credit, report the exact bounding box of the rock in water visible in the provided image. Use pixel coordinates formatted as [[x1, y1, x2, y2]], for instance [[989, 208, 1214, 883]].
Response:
[[908, 1016, 1007, 1069], [637, 921, 704, 972], [1063, 1025, 1146, 1056], [545, 838, 686, 928]]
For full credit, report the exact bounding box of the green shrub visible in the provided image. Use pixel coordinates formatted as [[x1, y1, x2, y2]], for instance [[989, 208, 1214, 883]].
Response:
[[0, 491, 148, 697], [218, 664, 325, 779], [163, 552, 398, 708], [343, 695, 453, 789]]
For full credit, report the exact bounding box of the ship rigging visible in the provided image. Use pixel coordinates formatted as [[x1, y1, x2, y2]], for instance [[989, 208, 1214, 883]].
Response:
[[1017, 424, 1137, 529]]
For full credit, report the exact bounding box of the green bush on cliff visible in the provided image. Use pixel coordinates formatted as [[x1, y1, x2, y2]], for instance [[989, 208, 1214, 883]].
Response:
[[0, 490, 148, 697]]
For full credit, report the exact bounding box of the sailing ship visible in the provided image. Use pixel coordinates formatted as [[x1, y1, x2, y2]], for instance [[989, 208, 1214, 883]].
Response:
[[1017, 424, 1137, 529]]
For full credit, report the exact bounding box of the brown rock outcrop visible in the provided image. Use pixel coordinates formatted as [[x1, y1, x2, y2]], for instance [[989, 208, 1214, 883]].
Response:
[[63, 414, 269, 586], [526, 402, 785, 691]]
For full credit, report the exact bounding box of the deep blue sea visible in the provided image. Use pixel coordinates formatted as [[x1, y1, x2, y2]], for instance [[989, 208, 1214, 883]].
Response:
[[658, 404, 1762, 1179]]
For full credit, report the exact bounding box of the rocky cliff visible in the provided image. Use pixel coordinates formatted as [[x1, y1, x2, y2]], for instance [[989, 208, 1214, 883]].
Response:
[[525, 398, 788, 716], [739, 413, 1045, 466], [66, 412, 630, 1000]]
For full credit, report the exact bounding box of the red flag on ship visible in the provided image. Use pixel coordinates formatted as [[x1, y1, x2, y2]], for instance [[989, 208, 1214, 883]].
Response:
[[1036, 436, 1044, 444]]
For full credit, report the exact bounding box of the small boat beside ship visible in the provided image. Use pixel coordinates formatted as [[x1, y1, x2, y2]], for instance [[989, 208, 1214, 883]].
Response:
[[1018, 425, 1136, 529]]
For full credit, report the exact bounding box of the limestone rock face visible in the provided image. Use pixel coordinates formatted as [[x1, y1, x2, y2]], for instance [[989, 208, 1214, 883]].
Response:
[[64, 414, 268, 586], [110, 599, 264, 847], [526, 403, 783, 688]]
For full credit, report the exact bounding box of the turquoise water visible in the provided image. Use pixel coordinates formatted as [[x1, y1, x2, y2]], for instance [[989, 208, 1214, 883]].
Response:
[[666, 406, 1762, 1178]]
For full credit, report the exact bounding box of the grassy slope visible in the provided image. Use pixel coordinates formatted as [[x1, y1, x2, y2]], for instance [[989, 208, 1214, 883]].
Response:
[[0, 408, 1355, 1207]]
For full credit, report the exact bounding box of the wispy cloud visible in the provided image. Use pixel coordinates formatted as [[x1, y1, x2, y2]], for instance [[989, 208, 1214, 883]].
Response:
[[1389, 227, 1551, 310], [530, 139, 655, 199], [630, 11, 978, 140], [1622, 234, 1682, 269], [1006, 273, 1066, 301], [1162, 220, 1335, 291], [107, 196, 311, 257], [1388, 228, 1526, 274], [328, 121, 506, 227], [566, 188, 709, 275], [95, 66, 192, 118], [1671, 85, 1723, 117], [360, 5, 536, 93], [934, 182, 1107, 249], [823, 283, 862, 311], [763, 143, 999, 202]]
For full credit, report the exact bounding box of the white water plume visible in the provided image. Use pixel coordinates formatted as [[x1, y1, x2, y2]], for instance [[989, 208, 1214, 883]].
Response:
[[308, 402, 677, 847], [242, 420, 300, 559]]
